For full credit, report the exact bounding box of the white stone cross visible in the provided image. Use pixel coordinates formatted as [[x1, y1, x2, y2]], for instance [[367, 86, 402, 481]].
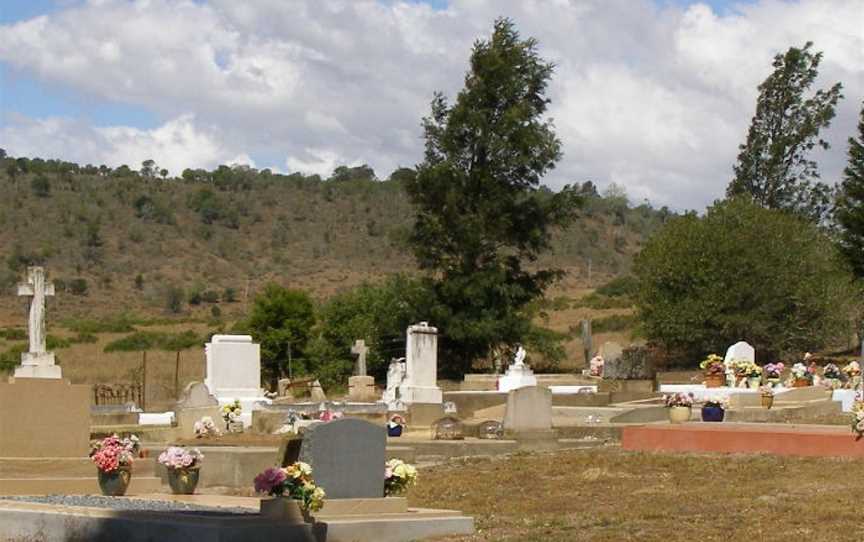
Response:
[[18, 267, 54, 355], [351, 339, 369, 376]]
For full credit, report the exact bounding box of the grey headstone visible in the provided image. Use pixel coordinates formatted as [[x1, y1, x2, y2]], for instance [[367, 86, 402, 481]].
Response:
[[176, 382, 218, 409], [503, 386, 552, 434], [291, 418, 386, 499], [603, 346, 655, 380]]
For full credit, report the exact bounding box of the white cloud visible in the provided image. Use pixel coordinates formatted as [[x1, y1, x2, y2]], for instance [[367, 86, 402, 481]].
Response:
[[0, 0, 862, 209]]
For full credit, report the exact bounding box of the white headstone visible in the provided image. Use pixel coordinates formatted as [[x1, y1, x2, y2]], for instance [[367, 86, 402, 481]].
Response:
[[204, 334, 270, 427], [723, 341, 755, 387], [399, 322, 442, 404], [14, 267, 61, 379], [497, 346, 538, 392], [383, 357, 406, 410]]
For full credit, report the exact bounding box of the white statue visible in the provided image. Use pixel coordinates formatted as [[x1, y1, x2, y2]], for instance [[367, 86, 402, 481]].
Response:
[[513, 346, 527, 367]]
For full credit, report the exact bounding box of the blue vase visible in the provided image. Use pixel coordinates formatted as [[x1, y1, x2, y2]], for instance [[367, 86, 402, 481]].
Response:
[[701, 406, 725, 422], [387, 425, 403, 437]]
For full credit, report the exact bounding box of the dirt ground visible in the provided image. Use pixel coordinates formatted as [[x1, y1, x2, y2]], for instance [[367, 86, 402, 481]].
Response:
[[408, 446, 864, 542]]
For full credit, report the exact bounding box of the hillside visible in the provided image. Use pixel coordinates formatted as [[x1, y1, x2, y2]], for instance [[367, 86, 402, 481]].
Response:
[[0, 154, 671, 324]]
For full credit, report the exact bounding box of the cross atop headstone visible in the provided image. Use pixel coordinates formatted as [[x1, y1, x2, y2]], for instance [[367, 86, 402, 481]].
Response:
[[15, 266, 61, 379], [351, 339, 369, 376]]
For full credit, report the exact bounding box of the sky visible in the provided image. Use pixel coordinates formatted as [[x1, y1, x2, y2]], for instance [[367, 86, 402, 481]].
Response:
[[0, 0, 862, 211]]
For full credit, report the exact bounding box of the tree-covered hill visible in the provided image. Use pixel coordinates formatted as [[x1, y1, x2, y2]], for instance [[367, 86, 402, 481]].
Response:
[[0, 152, 671, 322]]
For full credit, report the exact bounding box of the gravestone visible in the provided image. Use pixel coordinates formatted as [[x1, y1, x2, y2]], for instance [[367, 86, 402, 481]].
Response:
[[351, 339, 369, 376], [724, 341, 755, 387], [497, 346, 538, 392], [348, 339, 376, 401], [175, 382, 221, 439], [204, 335, 270, 426], [602, 345, 654, 381], [281, 418, 386, 499], [503, 386, 552, 437], [14, 267, 61, 379], [309, 380, 327, 402], [383, 358, 406, 410], [400, 323, 443, 425], [431, 416, 465, 440]]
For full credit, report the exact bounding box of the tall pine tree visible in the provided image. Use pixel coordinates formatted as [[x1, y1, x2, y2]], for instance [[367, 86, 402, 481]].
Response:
[[727, 42, 843, 222], [406, 18, 579, 377], [835, 101, 864, 277]]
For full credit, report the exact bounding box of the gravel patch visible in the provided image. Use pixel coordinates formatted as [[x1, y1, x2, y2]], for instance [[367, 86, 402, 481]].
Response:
[[0, 495, 257, 516]]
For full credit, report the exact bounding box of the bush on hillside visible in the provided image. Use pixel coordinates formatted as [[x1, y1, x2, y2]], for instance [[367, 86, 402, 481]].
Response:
[[634, 198, 860, 361]]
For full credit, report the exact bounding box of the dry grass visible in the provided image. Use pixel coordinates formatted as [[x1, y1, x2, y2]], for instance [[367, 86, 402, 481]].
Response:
[[409, 447, 864, 542]]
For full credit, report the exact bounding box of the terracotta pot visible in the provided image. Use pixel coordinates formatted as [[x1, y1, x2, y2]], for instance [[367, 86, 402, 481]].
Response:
[[260, 496, 312, 523], [98, 465, 131, 496], [704, 374, 725, 388], [668, 406, 691, 424], [167, 467, 200, 495], [761, 395, 774, 409], [792, 378, 811, 388]]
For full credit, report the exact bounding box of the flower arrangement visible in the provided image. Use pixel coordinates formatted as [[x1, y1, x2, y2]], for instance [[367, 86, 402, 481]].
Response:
[[843, 361, 861, 377], [158, 447, 203, 470], [764, 362, 785, 380], [384, 459, 417, 496], [221, 400, 242, 424], [90, 434, 140, 473], [699, 354, 725, 375], [851, 401, 864, 439], [318, 409, 344, 422], [823, 363, 842, 380], [663, 392, 694, 408], [253, 462, 325, 512], [791, 362, 812, 382], [759, 385, 775, 397], [193, 416, 222, 439]]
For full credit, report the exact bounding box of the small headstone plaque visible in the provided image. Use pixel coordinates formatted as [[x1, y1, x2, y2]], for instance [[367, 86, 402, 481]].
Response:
[[431, 416, 465, 440], [476, 420, 503, 440]]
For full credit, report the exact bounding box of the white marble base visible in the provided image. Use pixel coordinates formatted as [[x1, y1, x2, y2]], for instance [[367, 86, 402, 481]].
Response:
[[549, 385, 597, 394], [139, 412, 175, 425], [399, 385, 442, 405], [832, 389, 861, 412], [497, 364, 537, 393], [659, 384, 792, 402], [14, 352, 61, 379]]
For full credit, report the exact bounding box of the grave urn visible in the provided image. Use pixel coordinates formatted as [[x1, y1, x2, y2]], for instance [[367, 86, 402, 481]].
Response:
[[260, 496, 312, 524], [748, 377, 762, 389], [792, 378, 811, 388], [761, 394, 774, 409], [704, 374, 725, 388], [667, 406, 691, 424], [167, 467, 200, 495], [700, 406, 725, 422], [98, 466, 132, 496]]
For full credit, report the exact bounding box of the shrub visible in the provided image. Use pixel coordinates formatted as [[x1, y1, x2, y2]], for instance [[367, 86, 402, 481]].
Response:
[[69, 278, 89, 296], [595, 276, 639, 298], [634, 198, 860, 360], [591, 314, 638, 333]]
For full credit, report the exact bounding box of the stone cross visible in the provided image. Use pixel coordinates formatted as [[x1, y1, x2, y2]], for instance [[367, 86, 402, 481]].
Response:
[[351, 339, 369, 376], [18, 267, 54, 355]]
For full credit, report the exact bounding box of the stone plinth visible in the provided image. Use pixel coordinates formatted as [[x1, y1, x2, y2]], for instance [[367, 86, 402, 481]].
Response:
[[348, 376, 377, 402], [14, 352, 61, 379], [497, 363, 537, 393], [0, 379, 90, 458]]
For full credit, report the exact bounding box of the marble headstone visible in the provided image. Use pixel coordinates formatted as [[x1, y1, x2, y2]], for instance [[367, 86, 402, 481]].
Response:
[[503, 386, 552, 435], [287, 418, 386, 499], [399, 322, 442, 405]]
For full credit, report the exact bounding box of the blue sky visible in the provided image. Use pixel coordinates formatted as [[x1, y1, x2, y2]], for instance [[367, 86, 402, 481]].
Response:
[[0, 0, 860, 210]]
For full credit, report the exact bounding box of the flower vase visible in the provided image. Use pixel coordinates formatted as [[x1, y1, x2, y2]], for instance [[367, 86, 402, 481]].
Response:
[[260, 496, 312, 524], [387, 424, 403, 437], [761, 394, 774, 409], [98, 466, 131, 496], [748, 377, 761, 389], [167, 467, 200, 495], [668, 406, 691, 424], [793, 378, 810, 388], [700, 406, 725, 422], [704, 374, 724, 388]]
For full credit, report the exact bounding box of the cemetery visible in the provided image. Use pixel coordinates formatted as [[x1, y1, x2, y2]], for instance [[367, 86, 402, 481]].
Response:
[[1, 4, 863, 540], [2, 264, 864, 540]]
